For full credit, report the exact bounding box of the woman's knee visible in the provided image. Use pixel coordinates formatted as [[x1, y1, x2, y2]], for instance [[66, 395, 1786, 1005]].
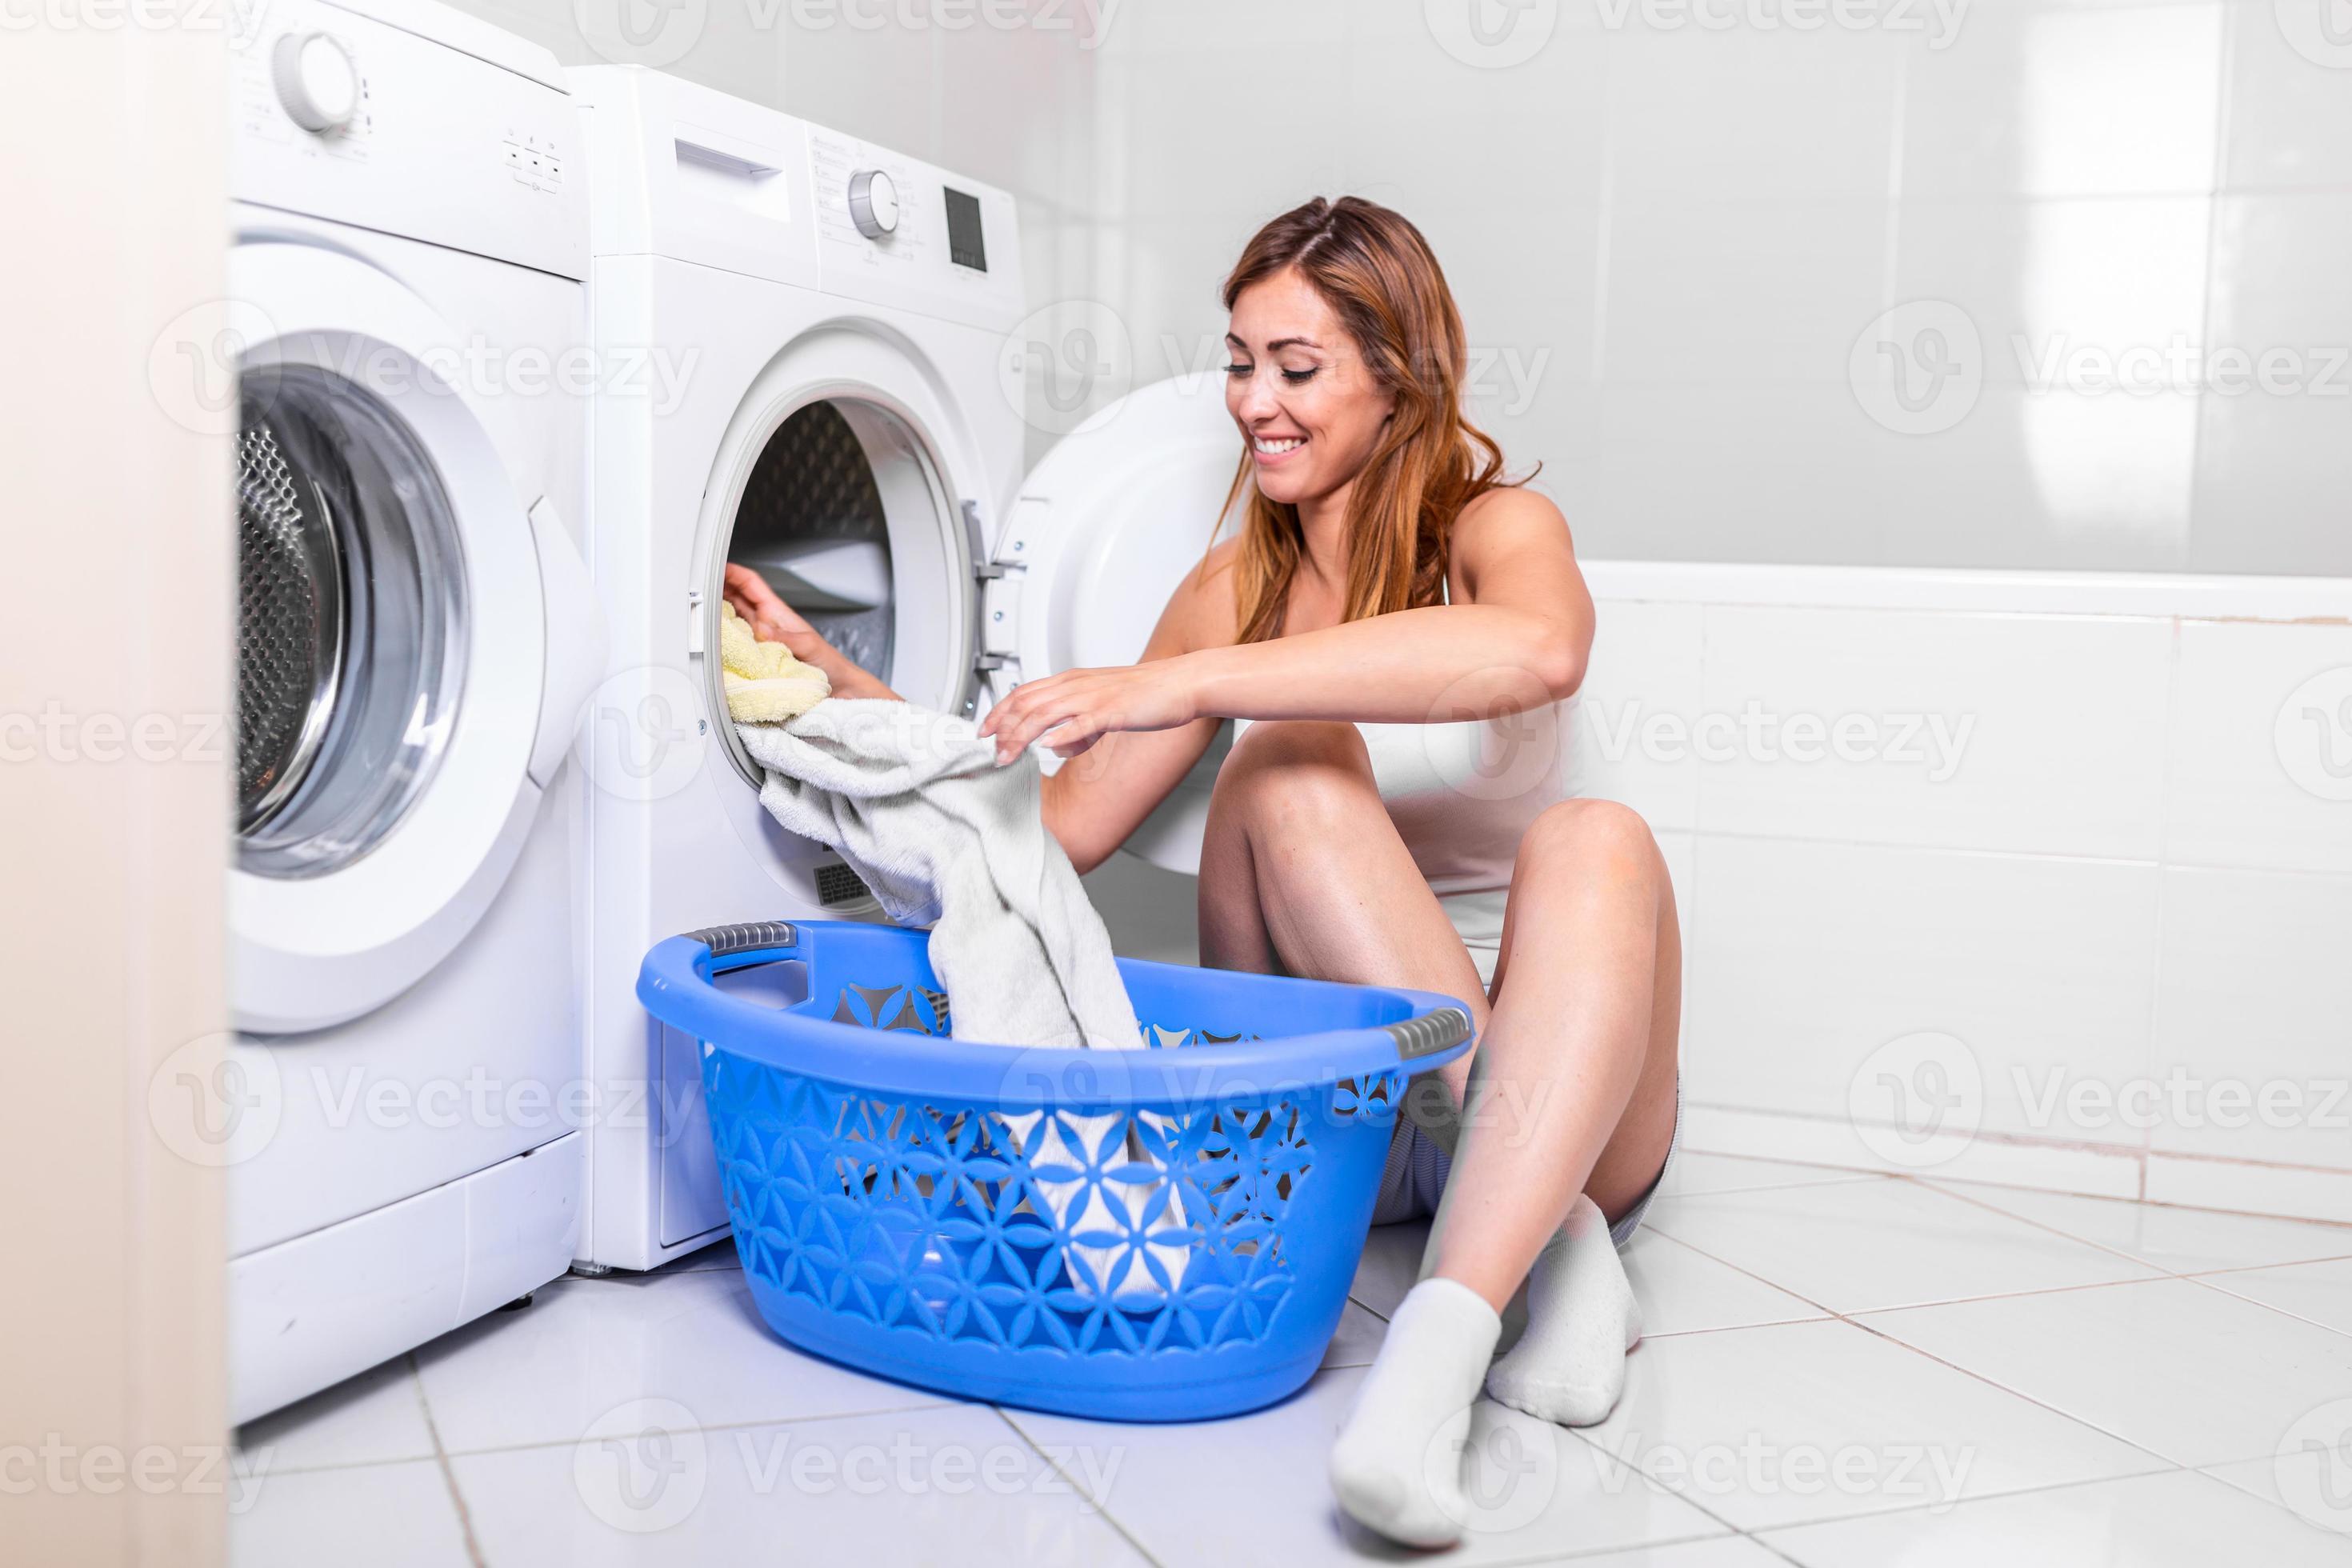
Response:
[[1519, 798, 1663, 884], [1208, 720, 1378, 825]]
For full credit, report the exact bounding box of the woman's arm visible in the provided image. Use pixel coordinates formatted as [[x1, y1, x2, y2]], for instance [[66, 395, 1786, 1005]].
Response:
[[981, 488, 1594, 761], [1033, 547, 1239, 875], [722, 565, 902, 702]]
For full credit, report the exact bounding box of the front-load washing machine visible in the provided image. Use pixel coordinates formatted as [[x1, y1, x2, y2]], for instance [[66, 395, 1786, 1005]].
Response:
[[216, 0, 605, 1419], [567, 67, 1246, 1271]]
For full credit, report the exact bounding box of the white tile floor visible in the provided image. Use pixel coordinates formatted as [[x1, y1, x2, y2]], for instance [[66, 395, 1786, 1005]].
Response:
[[230, 1156, 2352, 1566]]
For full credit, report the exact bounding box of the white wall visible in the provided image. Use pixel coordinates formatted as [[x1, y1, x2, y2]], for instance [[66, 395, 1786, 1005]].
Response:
[[1577, 564, 2352, 1222], [1084, 0, 2352, 577]]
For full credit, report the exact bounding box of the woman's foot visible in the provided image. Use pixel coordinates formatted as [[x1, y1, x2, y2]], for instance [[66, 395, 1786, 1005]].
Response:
[[1329, 1277, 1500, 1546], [1483, 1194, 1642, 1427]]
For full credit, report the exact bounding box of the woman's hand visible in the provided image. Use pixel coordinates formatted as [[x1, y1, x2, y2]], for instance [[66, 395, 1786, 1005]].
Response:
[[978, 658, 1203, 766], [722, 562, 902, 702], [722, 563, 818, 646]]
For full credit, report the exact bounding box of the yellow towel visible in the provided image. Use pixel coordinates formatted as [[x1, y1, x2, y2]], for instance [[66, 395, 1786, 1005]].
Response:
[[718, 599, 831, 723]]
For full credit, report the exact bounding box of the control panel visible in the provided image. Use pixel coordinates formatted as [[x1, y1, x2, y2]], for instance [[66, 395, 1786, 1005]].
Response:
[[230, 0, 585, 280]]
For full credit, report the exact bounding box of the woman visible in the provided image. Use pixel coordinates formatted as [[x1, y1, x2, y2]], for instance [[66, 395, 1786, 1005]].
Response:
[[725, 196, 1682, 1548]]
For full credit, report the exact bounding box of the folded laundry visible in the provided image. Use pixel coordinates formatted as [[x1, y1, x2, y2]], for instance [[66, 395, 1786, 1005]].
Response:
[[723, 643, 1186, 1302]]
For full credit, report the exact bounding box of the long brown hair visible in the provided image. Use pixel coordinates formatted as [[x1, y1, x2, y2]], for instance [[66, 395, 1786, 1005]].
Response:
[[1217, 196, 1522, 644]]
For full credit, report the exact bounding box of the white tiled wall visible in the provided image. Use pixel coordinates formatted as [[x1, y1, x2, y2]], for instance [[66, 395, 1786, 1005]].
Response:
[[1080, 0, 2352, 577], [1580, 562, 2352, 1222]]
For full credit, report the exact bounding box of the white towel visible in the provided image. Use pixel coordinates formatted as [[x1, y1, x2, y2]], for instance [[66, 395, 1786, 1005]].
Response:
[[736, 699, 1188, 1304]]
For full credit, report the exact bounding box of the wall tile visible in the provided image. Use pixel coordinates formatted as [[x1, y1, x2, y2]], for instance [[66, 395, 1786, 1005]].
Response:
[[2150, 865, 2352, 1171], [2166, 618, 2352, 875], [1898, 6, 2226, 198], [1893, 196, 2213, 389], [1693, 604, 2173, 858], [1578, 597, 1706, 831], [1602, 198, 1891, 384], [1684, 834, 2161, 1148], [2222, 0, 2352, 191], [1604, 26, 1908, 202]]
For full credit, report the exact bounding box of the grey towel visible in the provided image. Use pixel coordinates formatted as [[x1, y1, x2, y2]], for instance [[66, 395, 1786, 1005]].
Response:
[[735, 699, 1186, 1301], [735, 699, 1141, 1051]]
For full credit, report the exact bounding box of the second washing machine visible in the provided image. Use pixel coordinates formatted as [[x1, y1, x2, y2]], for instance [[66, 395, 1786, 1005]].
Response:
[[567, 66, 1243, 1270]]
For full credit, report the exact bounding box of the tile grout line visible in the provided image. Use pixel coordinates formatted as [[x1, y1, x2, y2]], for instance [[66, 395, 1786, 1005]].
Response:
[[408, 1352, 489, 1568], [1646, 1233, 2201, 1492], [2171, 1267, 2352, 1344], [426, 1398, 963, 1465], [990, 1405, 1166, 1568], [1914, 1177, 2352, 1286]]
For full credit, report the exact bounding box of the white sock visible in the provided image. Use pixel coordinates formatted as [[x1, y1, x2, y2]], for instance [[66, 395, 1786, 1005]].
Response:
[[1329, 1277, 1501, 1548], [1483, 1194, 1642, 1427]]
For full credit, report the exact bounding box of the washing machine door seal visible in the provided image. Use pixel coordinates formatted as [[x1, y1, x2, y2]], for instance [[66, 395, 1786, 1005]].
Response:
[[983, 373, 1244, 874], [227, 239, 602, 1034]]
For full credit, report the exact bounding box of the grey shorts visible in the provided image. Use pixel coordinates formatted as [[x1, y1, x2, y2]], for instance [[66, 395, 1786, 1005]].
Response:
[[1368, 1073, 1683, 1249]]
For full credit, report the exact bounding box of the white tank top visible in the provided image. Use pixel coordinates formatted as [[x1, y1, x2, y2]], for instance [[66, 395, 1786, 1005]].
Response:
[[1232, 576, 1582, 898]]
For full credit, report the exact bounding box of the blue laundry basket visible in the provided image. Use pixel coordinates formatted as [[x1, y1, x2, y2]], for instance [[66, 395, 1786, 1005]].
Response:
[[636, 918, 1474, 1422]]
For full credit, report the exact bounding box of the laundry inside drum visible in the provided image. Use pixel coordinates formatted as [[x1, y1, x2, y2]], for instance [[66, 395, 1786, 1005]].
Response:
[[728, 400, 898, 682]]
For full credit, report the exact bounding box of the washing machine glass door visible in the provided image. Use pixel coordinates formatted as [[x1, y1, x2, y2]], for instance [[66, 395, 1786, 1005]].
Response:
[[228, 239, 575, 1034], [986, 373, 1244, 874], [691, 326, 994, 911], [235, 364, 462, 874]]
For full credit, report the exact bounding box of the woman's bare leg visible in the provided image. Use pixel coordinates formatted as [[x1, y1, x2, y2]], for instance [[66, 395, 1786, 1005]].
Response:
[[1200, 726, 1683, 1543], [1202, 725, 1680, 1298], [1198, 718, 1494, 1104], [1421, 798, 1680, 1306]]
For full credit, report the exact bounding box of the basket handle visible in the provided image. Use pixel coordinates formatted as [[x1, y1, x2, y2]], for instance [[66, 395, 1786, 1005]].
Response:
[[1383, 1006, 1473, 1063], [682, 921, 802, 962]]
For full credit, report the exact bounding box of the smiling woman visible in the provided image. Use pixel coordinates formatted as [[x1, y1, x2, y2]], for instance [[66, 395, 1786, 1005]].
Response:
[[736, 194, 1682, 1549]]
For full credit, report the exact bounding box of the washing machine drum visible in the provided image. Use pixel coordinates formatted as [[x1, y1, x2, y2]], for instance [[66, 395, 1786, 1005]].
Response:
[[234, 366, 464, 878], [729, 400, 896, 681]]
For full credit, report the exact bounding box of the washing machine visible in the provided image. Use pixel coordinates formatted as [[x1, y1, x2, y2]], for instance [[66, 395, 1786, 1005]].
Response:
[[218, 0, 606, 1419], [567, 66, 1243, 1270]]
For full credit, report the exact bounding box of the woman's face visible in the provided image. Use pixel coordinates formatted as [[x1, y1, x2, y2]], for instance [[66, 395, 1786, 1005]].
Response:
[[1224, 267, 1395, 511]]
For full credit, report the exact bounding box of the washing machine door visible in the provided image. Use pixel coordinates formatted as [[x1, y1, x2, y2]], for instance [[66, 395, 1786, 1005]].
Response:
[[227, 239, 605, 1033], [983, 373, 1244, 875]]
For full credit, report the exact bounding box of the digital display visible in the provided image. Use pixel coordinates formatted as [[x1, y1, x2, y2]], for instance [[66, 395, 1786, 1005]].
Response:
[[944, 186, 986, 272]]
